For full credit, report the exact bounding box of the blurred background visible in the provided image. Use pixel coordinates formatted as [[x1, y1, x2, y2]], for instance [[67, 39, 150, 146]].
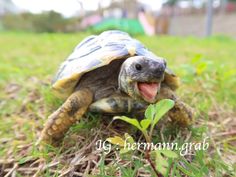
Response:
[[1, 1, 236, 176], [0, 0, 236, 37]]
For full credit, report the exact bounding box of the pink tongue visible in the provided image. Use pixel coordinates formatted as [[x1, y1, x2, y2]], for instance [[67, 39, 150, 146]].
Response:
[[138, 82, 159, 102]]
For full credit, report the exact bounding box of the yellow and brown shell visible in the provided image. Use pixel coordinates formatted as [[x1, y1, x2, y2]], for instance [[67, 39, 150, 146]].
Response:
[[52, 30, 179, 98]]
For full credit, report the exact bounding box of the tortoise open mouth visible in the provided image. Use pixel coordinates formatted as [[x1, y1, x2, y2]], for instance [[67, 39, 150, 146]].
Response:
[[136, 82, 160, 103]]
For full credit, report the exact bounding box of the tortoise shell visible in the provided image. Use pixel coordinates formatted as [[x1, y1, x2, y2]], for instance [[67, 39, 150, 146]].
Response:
[[52, 30, 179, 98]]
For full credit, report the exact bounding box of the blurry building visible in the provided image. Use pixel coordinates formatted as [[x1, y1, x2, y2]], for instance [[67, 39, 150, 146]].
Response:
[[0, 0, 19, 15]]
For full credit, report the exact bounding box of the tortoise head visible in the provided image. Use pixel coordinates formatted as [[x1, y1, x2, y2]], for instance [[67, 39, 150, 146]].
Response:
[[119, 56, 166, 103]]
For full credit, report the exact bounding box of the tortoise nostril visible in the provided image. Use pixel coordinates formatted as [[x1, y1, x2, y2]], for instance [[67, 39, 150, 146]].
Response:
[[163, 60, 167, 68], [135, 63, 142, 71], [162, 63, 166, 71], [154, 64, 165, 75]]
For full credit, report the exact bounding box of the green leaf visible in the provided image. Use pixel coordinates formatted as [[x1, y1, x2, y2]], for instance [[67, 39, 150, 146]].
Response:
[[153, 99, 175, 126], [155, 151, 168, 175], [154, 150, 177, 176], [124, 133, 135, 144], [145, 104, 155, 120], [123, 133, 136, 151], [156, 163, 167, 175], [155, 151, 168, 167], [196, 62, 207, 75], [140, 119, 151, 130], [120, 147, 131, 154], [159, 149, 178, 158], [113, 116, 142, 131], [106, 136, 125, 147]]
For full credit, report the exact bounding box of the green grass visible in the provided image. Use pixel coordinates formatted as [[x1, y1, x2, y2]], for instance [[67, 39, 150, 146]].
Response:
[[0, 32, 236, 176]]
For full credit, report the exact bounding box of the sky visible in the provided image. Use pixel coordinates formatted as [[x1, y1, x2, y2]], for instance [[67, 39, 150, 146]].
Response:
[[12, 0, 163, 17]]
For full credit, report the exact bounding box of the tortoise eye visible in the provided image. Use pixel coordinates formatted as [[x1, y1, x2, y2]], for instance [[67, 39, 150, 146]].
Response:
[[135, 64, 142, 71]]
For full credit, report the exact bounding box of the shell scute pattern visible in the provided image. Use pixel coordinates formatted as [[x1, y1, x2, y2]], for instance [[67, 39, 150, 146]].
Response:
[[75, 35, 96, 50], [52, 30, 178, 98]]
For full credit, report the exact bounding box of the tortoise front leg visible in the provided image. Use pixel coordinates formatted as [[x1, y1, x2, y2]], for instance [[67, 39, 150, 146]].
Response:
[[89, 95, 147, 114], [158, 85, 194, 126], [39, 88, 93, 145]]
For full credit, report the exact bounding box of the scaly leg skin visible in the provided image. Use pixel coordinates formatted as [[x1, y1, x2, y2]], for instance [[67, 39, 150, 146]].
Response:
[[89, 95, 147, 114], [38, 88, 93, 145], [158, 85, 194, 126]]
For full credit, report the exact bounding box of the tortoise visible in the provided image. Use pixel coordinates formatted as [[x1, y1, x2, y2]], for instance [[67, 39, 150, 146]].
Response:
[[39, 30, 193, 144]]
